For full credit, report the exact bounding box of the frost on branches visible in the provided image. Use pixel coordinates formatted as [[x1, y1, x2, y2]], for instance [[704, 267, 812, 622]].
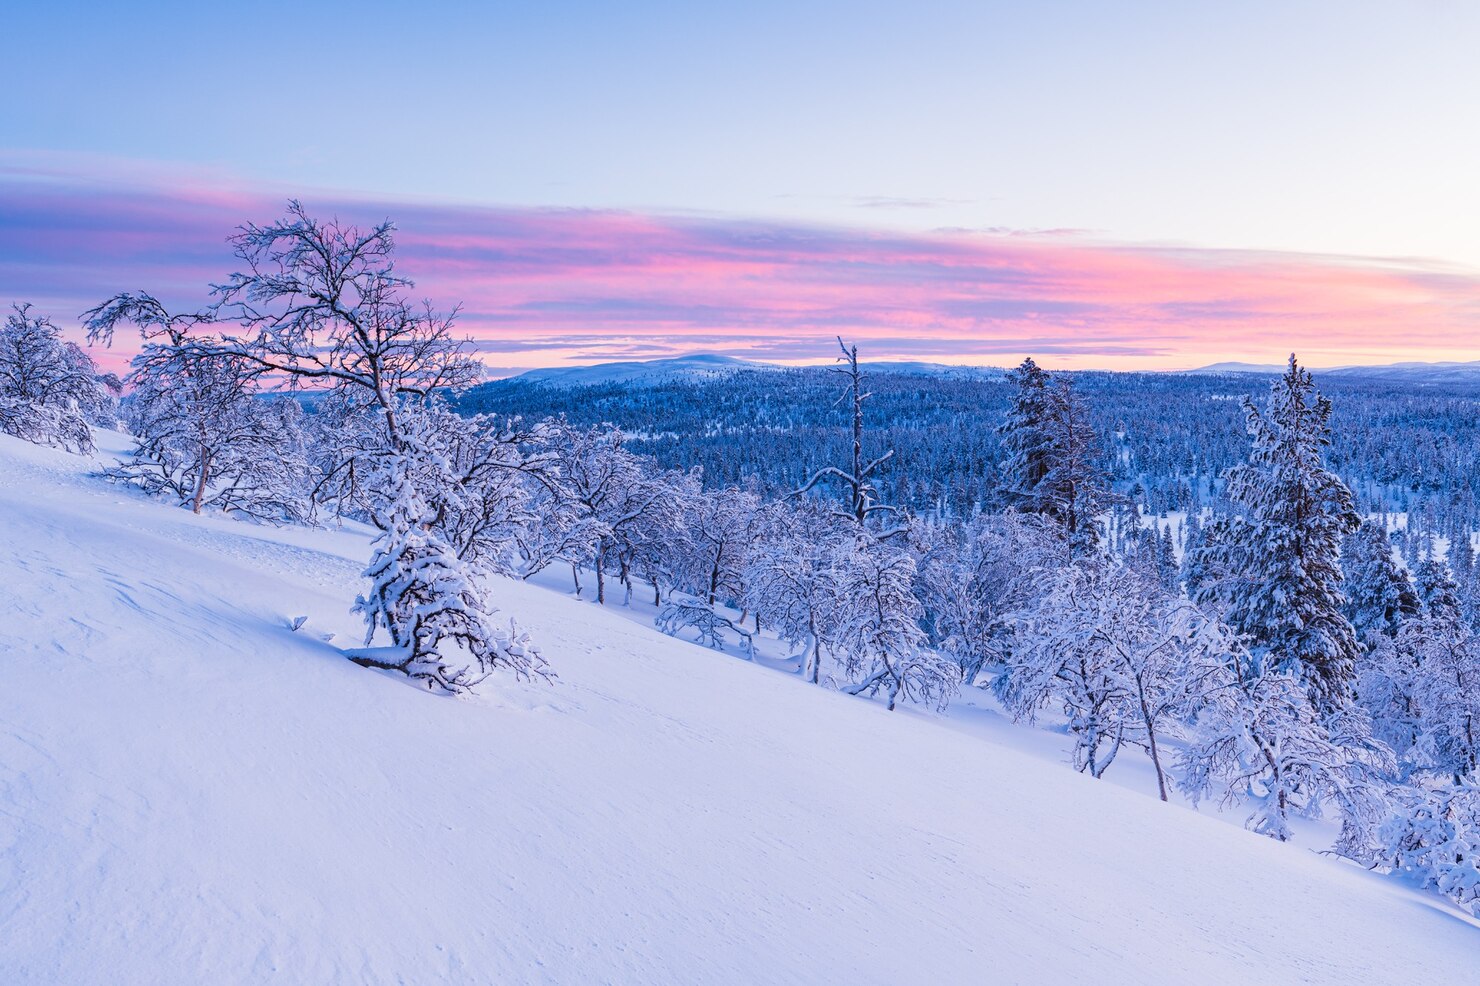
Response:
[[832, 538, 960, 711], [1179, 665, 1392, 853], [349, 447, 548, 692], [914, 512, 1060, 685], [0, 303, 118, 452], [1380, 782, 1480, 916], [743, 502, 844, 683], [999, 562, 1237, 799]]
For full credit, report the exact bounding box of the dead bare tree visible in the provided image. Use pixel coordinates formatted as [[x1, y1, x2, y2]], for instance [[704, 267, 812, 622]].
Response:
[[793, 337, 905, 538]]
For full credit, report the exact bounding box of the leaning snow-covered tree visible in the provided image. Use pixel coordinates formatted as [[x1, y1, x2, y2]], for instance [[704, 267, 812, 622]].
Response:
[[655, 590, 755, 657], [0, 303, 117, 452], [830, 538, 959, 711], [1189, 355, 1361, 711], [349, 441, 548, 691]]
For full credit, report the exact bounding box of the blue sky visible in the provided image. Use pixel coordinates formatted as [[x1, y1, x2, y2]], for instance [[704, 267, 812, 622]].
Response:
[[5, 1, 1480, 369]]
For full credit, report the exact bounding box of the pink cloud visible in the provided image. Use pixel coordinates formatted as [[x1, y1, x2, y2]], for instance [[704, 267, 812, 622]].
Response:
[[3, 162, 1479, 375]]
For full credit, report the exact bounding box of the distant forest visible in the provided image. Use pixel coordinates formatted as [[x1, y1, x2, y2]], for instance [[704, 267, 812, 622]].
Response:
[[458, 367, 1480, 543]]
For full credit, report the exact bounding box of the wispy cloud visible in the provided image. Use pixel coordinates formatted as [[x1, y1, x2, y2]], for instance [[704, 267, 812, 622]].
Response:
[[3, 160, 1480, 374]]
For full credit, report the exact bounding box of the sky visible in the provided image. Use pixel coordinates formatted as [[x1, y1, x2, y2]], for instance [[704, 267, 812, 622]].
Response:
[[4, 1, 1480, 373]]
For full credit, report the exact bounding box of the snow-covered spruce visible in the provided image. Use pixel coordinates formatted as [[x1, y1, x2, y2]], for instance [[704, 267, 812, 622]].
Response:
[[997, 356, 1116, 557], [1189, 355, 1361, 712]]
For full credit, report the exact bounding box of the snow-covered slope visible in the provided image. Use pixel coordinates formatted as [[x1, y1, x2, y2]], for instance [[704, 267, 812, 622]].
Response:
[[2, 433, 1477, 985]]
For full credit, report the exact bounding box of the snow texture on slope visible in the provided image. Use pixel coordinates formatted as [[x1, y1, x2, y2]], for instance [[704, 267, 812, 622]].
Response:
[[1, 432, 1477, 985]]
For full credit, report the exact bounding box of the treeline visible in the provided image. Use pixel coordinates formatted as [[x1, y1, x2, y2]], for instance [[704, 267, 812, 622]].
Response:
[[459, 362, 1480, 548], [1, 202, 1477, 917]]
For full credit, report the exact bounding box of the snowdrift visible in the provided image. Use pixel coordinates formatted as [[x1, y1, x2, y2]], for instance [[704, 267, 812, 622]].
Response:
[[1, 432, 1477, 984]]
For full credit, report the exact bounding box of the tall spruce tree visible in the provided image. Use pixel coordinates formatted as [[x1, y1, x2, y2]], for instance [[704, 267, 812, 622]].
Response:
[[1190, 355, 1361, 709], [997, 358, 1113, 555]]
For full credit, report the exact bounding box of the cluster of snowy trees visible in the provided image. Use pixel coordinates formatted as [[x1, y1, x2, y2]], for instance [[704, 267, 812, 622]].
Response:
[[82, 203, 548, 693], [0, 303, 118, 451], [10, 201, 1480, 916]]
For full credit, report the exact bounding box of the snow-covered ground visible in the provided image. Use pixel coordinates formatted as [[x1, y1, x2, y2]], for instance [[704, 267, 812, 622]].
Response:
[[3, 431, 1478, 984]]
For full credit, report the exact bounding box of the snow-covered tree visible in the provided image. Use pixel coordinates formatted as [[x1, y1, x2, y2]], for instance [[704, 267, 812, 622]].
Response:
[[90, 203, 541, 692], [743, 501, 845, 682], [997, 358, 1114, 555], [1180, 665, 1393, 852], [1379, 781, 1480, 915], [914, 511, 1060, 683], [539, 422, 680, 604], [1189, 355, 1361, 711], [85, 291, 316, 519], [655, 591, 755, 657], [0, 303, 117, 452], [113, 342, 311, 519], [830, 538, 959, 711], [395, 400, 554, 582], [1398, 560, 1480, 781], [348, 444, 547, 692], [673, 484, 759, 607], [1343, 521, 1419, 646], [1000, 563, 1238, 798]]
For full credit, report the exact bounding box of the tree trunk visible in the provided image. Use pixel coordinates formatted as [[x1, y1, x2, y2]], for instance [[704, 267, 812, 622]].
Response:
[[192, 449, 213, 515], [1145, 722, 1169, 802], [1138, 681, 1169, 801], [596, 553, 606, 605], [571, 562, 582, 596]]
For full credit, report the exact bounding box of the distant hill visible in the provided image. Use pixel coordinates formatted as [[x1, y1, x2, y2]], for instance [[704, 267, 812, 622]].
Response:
[[1187, 359, 1480, 384], [511, 353, 777, 388], [506, 353, 1006, 388], [1326, 360, 1480, 385], [1184, 361, 1289, 375], [502, 352, 1480, 390]]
